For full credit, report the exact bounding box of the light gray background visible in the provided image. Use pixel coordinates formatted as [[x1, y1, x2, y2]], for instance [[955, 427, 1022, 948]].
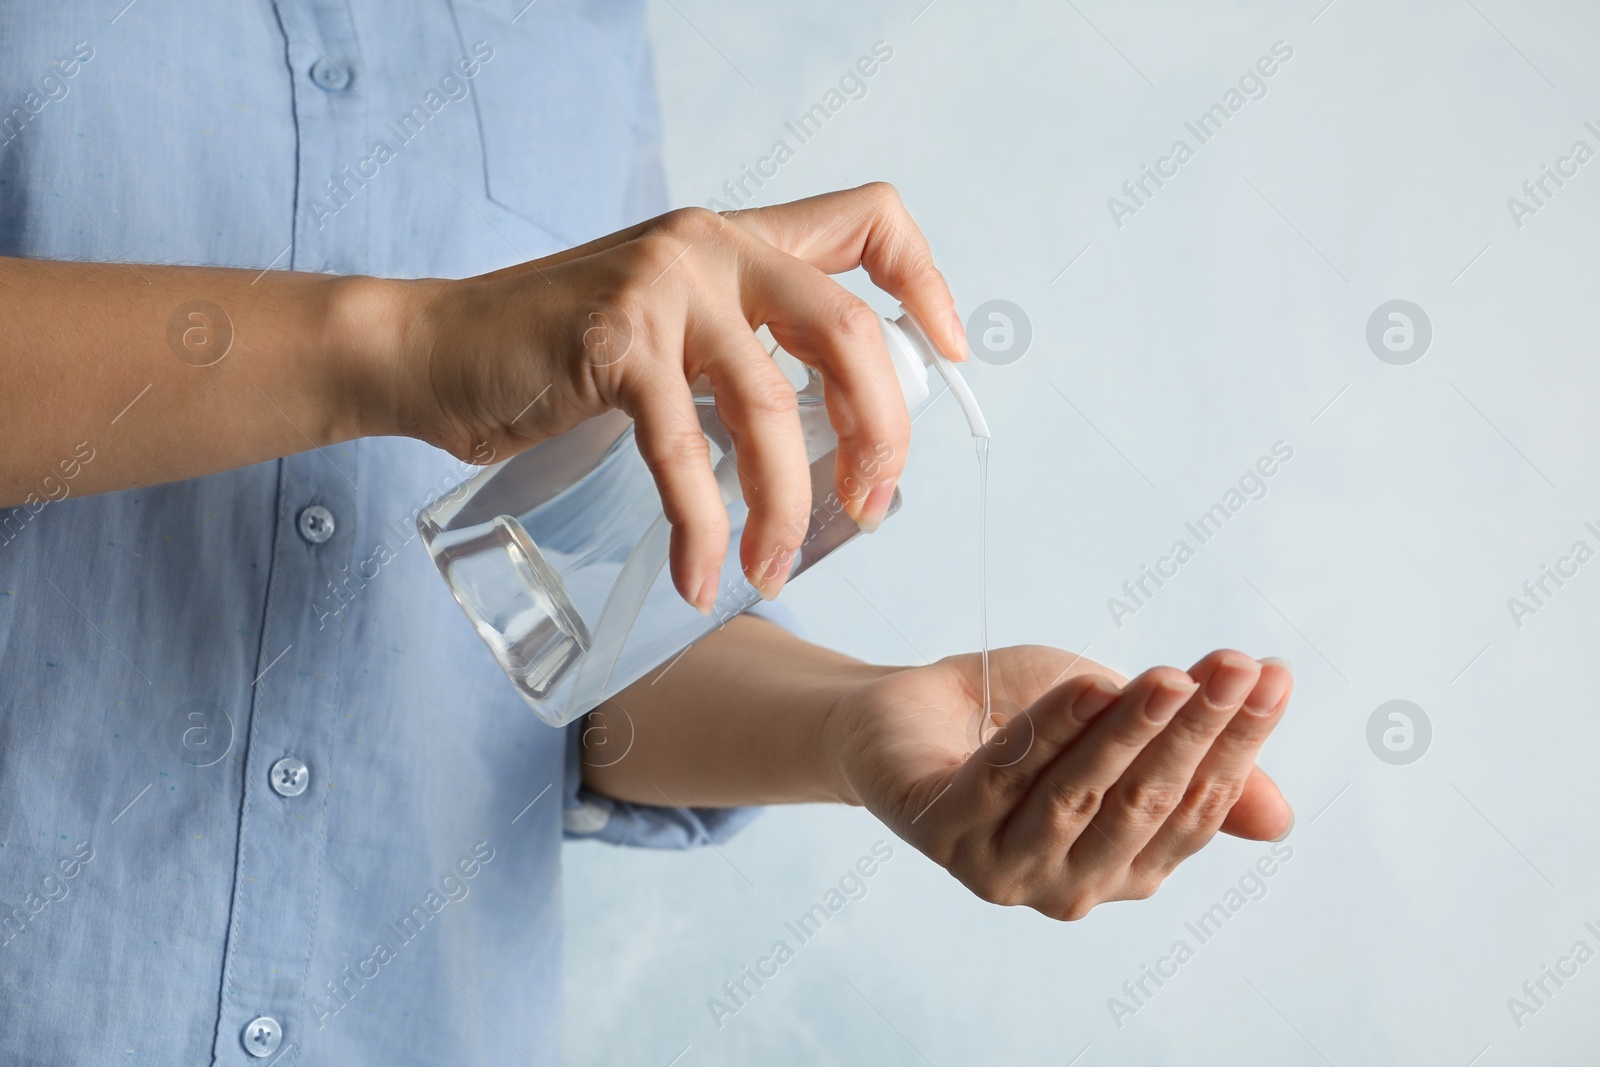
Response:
[[566, 2, 1600, 1063]]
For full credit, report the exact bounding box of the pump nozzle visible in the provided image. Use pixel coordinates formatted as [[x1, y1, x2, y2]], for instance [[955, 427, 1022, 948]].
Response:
[[891, 309, 991, 439]]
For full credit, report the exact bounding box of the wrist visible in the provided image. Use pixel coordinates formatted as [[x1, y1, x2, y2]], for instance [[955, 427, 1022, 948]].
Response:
[[321, 273, 445, 444], [816, 662, 899, 807]]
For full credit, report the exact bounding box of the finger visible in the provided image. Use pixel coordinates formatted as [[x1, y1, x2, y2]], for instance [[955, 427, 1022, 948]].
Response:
[[1219, 765, 1293, 841], [478, 206, 723, 279], [1134, 658, 1292, 868], [996, 668, 1199, 858], [619, 368, 729, 613], [1067, 652, 1261, 873], [903, 671, 1123, 858], [941, 672, 1127, 829], [737, 248, 910, 529], [485, 191, 969, 365], [723, 183, 968, 362], [693, 309, 812, 598]]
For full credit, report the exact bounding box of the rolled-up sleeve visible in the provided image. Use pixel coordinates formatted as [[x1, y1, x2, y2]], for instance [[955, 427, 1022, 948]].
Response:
[[561, 601, 801, 848]]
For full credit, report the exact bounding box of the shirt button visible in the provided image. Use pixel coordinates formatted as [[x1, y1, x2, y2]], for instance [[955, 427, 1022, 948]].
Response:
[[297, 505, 335, 544], [270, 757, 310, 798], [242, 1016, 282, 1058], [310, 59, 352, 92]]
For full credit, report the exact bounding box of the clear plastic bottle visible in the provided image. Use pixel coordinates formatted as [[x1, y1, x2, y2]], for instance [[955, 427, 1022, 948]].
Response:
[[417, 308, 989, 727]]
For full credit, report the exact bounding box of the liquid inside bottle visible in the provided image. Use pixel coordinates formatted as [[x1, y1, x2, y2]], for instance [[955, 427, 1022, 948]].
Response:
[[417, 311, 981, 728], [417, 342, 902, 727]]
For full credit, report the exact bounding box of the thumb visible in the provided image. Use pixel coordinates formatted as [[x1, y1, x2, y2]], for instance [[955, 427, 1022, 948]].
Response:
[[1218, 765, 1294, 841]]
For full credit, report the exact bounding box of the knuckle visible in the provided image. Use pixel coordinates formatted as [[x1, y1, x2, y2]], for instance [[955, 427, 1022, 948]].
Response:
[[641, 426, 709, 475], [967, 872, 1023, 909], [1219, 710, 1276, 748], [656, 205, 724, 240], [984, 760, 1033, 802], [736, 371, 799, 422], [910, 256, 946, 288], [859, 180, 903, 210], [890, 240, 944, 290], [1123, 870, 1164, 901], [1118, 779, 1183, 822], [1044, 781, 1102, 833], [1164, 710, 1219, 747], [826, 294, 881, 344], [1180, 777, 1245, 827], [1047, 892, 1099, 923]]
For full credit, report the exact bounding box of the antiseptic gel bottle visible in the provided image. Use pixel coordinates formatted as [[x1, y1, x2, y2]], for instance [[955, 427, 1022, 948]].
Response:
[[417, 309, 990, 727]]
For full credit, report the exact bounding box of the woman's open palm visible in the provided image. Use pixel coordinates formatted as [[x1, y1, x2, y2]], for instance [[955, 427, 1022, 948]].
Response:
[[831, 645, 1294, 921]]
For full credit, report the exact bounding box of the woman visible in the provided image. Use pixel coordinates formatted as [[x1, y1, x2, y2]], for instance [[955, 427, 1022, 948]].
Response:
[[0, 2, 1292, 1061]]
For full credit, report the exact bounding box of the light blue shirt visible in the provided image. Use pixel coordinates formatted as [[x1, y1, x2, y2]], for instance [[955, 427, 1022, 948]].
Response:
[[0, 2, 769, 1062]]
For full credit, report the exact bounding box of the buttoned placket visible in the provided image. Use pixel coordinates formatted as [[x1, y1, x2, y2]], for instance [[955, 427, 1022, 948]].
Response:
[[210, 1, 368, 1060]]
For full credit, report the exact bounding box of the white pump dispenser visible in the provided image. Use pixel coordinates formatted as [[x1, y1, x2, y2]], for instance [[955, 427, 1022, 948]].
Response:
[[882, 308, 991, 439]]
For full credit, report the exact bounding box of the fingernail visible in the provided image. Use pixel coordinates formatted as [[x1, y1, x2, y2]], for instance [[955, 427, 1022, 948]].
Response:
[[948, 308, 969, 360], [1146, 680, 1200, 723], [694, 572, 719, 616], [1244, 665, 1293, 717], [1072, 678, 1121, 723], [856, 481, 895, 533], [1260, 656, 1293, 673], [1271, 806, 1296, 843], [747, 549, 795, 602], [1205, 658, 1259, 707]]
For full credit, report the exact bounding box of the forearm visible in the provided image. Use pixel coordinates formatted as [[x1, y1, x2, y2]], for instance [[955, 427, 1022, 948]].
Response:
[[578, 614, 897, 808], [0, 255, 415, 506]]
